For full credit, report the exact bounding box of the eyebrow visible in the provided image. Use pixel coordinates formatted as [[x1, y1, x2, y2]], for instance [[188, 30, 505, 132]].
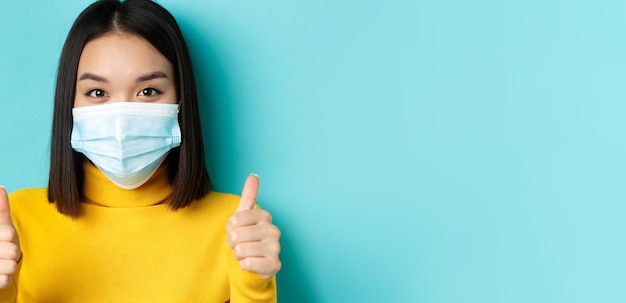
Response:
[[77, 71, 169, 83], [135, 71, 169, 82], [78, 72, 108, 83]]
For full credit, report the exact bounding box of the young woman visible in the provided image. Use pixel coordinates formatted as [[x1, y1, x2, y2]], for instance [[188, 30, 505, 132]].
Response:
[[0, 0, 281, 302]]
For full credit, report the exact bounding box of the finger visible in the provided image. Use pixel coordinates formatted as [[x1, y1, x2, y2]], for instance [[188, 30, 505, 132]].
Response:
[[236, 174, 259, 212], [0, 187, 12, 226], [226, 210, 270, 248], [0, 225, 16, 243], [238, 257, 282, 278], [228, 209, 272, 229], [233, 241, 282, 261], [0, 275, 11, 289], [0, 242, 19, 261], [0, 259, 17, 275], [228, 222, 280, 246]]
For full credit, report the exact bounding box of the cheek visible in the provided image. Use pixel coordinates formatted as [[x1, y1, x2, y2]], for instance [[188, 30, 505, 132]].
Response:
[[166, 84, 178, 103], [163, 90, 178, 104], [73, 96, 89, 108]]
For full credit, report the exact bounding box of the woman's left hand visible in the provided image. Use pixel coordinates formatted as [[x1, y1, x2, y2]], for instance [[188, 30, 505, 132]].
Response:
[[226, 175, 282, 278]]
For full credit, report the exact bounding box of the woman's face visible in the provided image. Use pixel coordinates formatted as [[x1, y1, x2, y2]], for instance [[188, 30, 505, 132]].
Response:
[[74, 33, 177, 108]]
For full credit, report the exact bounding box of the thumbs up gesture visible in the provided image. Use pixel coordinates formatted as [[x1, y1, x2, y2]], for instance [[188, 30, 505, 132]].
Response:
[[226, 175, 281, 278], [0, 187, 21, 289]]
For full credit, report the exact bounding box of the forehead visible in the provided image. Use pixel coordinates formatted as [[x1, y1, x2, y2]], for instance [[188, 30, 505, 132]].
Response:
[[77, 33, 173, 78]]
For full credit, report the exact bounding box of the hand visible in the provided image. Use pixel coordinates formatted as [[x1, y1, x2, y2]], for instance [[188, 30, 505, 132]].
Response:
[[0, 187, 20, 289], [226, 175, 281, 278]]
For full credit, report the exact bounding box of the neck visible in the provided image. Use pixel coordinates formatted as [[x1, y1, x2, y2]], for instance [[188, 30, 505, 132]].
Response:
[[82, 160, 173, 208]]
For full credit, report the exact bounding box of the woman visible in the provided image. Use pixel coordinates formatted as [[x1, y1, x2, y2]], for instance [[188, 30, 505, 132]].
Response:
[[0, 0, 281, 302]]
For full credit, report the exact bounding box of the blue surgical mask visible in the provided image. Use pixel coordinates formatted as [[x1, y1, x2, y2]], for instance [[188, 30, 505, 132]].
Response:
[[70, 102, 181, 189]]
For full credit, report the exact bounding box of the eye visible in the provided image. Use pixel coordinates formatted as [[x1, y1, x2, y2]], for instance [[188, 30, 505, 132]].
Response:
[[85, 89, 107, 98], [138, 88, 162, 97], [86, 89, 108, 98]]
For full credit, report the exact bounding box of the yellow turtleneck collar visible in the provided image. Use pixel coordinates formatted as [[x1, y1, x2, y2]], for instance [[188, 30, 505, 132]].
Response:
[[82, 161, 173, 208]]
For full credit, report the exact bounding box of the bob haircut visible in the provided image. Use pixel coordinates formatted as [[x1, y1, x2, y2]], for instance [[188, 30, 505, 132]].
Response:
[[48, 0, 212, 218]]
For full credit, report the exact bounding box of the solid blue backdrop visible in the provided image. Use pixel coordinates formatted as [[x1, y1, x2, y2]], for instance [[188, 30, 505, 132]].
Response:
[[1, 1, 625, 302]]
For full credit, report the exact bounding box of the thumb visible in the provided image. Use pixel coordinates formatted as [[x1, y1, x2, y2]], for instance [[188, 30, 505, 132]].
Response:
[[0, 186, 13, 226], [236, 174, 259, 212]]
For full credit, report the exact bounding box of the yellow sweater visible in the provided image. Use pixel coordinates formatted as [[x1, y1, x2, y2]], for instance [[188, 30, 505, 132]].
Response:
[[0, 162, 276, 302]]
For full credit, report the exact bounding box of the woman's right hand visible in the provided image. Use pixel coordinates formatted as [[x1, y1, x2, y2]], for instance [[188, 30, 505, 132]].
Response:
[[0, 187, 20, 289]]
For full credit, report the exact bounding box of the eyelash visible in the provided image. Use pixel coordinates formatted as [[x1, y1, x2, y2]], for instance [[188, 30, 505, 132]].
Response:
[[138, 88, 162, 97], [85, 89, 107, 98], [84, 88, 162, 98]]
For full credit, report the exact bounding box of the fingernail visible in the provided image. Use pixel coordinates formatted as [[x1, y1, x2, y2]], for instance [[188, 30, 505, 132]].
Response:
[[250, 173, 259, 178], [0, 185, 5, 189]]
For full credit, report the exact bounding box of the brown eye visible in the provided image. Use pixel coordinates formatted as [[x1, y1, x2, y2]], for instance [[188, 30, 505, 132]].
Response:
[[87, 89, 107, 98], [139, 88, 161, 97]]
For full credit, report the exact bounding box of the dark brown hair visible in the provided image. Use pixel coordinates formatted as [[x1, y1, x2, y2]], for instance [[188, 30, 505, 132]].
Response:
[[48, 0, 212, 218]]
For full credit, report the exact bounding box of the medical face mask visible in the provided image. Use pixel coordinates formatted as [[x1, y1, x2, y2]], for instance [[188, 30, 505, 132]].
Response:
[[70, 102, 181, 189]]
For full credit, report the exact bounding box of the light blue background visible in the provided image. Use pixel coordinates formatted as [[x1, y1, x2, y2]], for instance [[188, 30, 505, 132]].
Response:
[[1, 1, 625, 302]]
